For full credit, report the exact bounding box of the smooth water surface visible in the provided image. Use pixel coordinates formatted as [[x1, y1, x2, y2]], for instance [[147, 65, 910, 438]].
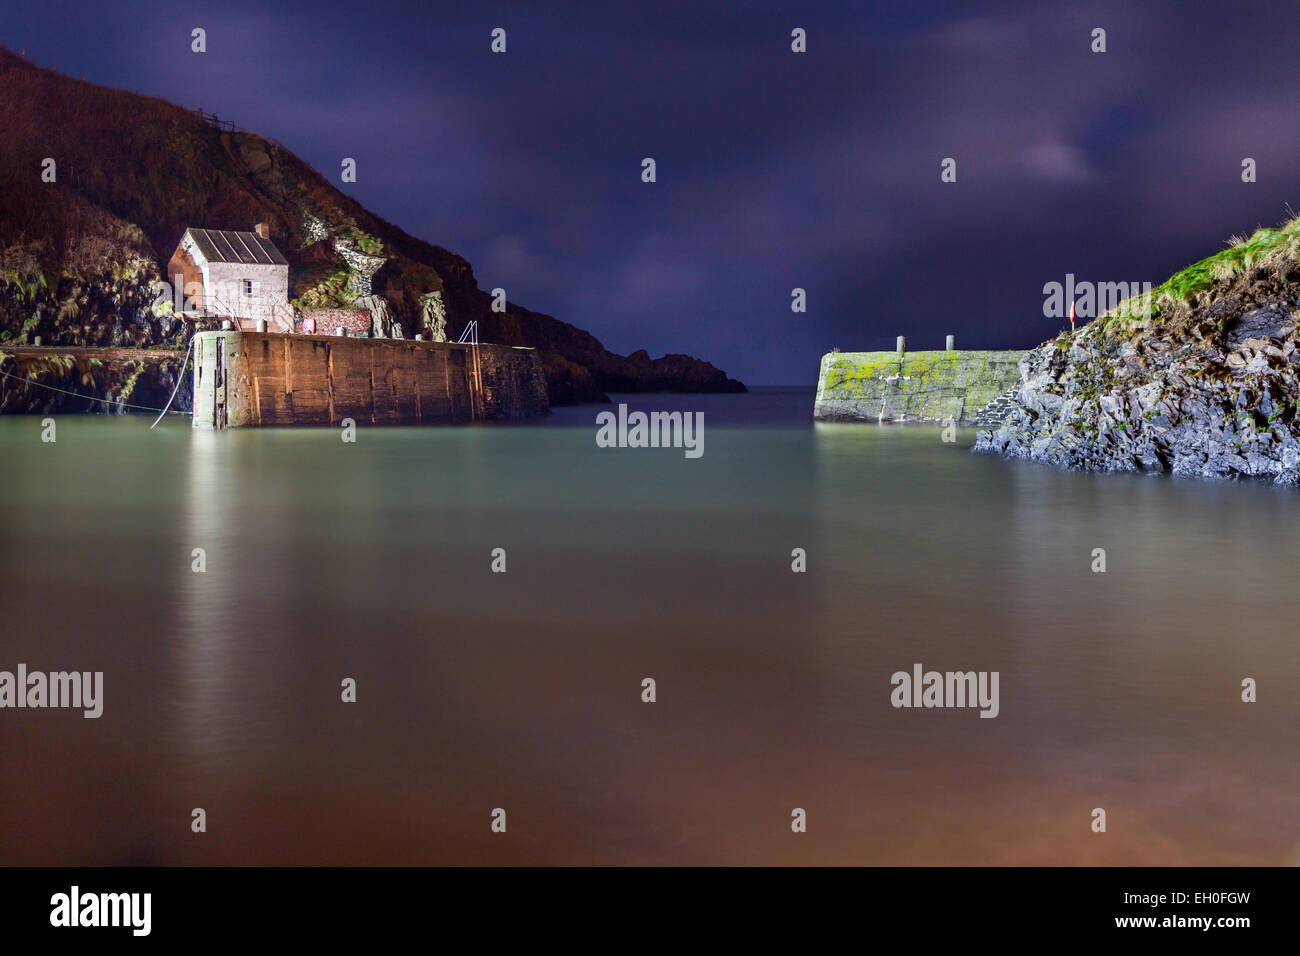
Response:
[[1, 388, 1297, 864]]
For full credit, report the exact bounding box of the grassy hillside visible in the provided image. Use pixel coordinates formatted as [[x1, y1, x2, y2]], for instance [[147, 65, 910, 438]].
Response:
[[1104, 215, 1300, 334], [0, 47, 744, 403]]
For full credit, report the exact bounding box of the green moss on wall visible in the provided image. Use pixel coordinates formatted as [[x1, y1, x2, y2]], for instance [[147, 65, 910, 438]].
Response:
[[814, 349, 1024, 423]]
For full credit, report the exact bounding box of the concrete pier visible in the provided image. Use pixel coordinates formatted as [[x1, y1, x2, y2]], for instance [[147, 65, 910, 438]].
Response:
[[192, 330, 548, 428]]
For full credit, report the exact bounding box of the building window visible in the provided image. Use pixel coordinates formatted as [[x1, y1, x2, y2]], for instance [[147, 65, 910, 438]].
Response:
[[243, 279, 253, 296]]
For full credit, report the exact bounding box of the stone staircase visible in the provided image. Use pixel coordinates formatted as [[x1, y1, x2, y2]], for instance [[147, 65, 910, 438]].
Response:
[[972, 385, 1022, 429]]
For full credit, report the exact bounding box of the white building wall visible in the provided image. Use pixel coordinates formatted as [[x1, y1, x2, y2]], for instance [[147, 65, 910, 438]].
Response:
[[205, 262, 291, 330]]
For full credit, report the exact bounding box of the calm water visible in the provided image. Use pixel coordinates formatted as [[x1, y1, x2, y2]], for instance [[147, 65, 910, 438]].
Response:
[[1, 387, 1297, 865]]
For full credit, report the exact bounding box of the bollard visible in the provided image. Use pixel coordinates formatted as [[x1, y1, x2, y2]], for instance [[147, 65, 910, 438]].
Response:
[[946, 334, 955, 351], [896, 336, 906, 356], [256, 319, 267, 333]]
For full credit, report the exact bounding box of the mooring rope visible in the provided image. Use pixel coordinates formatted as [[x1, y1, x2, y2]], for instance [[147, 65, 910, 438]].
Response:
[[0, 342, 194, 419], [0, 367, 168, 413], [150, 336, 195, 428]]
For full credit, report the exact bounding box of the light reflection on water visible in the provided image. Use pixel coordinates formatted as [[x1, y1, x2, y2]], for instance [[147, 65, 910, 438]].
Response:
[[0, 389, 1297, 864]]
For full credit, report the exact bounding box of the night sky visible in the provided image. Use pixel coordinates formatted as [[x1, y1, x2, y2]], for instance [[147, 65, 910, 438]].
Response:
[[5, 0, 1300, 384]]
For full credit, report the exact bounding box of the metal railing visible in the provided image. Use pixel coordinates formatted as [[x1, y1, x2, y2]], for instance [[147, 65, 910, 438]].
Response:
[[456, 321, 485, 420], [180, 295, 292, 333], [196, 109, 241, 133], [181, 293, 236, 317]]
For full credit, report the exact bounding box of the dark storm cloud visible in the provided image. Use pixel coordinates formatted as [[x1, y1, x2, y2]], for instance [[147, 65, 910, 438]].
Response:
[[5, 0, 1300, 382]]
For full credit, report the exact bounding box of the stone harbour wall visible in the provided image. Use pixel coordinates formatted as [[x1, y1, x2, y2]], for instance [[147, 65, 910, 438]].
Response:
[[814, 349, 1026, 424]]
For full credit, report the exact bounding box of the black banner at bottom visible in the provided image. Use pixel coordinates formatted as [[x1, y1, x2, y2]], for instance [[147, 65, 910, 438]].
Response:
[[0, 866, 1284, 942]]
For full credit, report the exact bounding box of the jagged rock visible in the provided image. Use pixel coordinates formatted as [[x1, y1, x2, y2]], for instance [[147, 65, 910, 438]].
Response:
[[1228, 307, 1293, 345], [301, 214, 329, 246], [420, 290, 448, 342], [356, 294, 400, 339], [974, 293, 1300, 485], [334, 241, 385, 297]]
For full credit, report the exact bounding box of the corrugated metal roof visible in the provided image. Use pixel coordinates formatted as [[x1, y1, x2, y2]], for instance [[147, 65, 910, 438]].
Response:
[[184, 228, 288, 266]]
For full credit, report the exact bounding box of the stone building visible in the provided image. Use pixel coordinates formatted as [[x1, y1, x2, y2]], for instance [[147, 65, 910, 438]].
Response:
[[167, 225, 291, 331]]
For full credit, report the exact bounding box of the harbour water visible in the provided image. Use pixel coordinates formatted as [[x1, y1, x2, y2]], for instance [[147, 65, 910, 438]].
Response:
[[1, 388, 1297, 864]]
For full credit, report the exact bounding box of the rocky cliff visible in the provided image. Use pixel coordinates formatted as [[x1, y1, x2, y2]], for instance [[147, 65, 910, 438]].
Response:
[[975, 219, 1300, 484], [0, 47, 744, 407]]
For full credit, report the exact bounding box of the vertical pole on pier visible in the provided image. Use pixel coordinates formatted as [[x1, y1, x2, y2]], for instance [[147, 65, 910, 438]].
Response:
[[468, 318, 484, 421], [473, 342, 484, 421], [896, 336, 906, 356], [946, 334, 955, 351]]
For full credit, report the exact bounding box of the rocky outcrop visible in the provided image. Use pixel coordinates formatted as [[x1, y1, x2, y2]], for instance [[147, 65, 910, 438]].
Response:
[[356, 294, 402, 339], [592, 349, 746, 395], [334, 240, 386, 295], [974, 306, 1300, 484], [0, 347, 190, 415], [1, 267, 186, 350], [419, 291, 448, 342]]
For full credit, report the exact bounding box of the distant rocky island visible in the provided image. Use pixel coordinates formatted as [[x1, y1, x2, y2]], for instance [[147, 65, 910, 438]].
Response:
[[0, 47, 744, 414], [976, 217, 1300, 485]]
